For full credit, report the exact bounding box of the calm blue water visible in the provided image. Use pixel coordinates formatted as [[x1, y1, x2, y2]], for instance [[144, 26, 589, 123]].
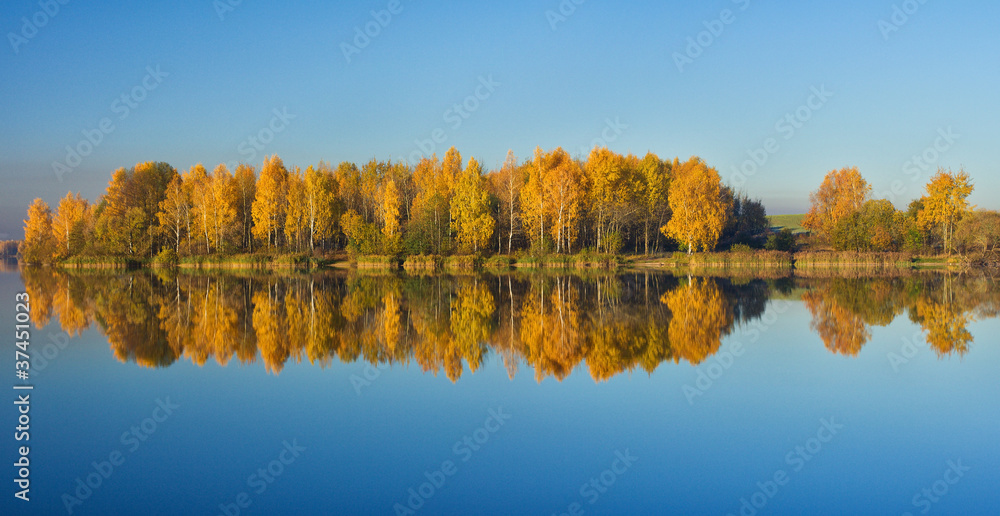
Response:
[[1, 269, 998, 516]]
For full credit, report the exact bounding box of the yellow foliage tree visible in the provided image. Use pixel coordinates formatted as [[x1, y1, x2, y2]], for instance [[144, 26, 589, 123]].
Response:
[[233, 164, 257, 252], [184, 164, 212, 254], [916, 168, 974, 254], [51, 192, 89, 259], [380, 177, 402, 254], [252, 155, 289, 249], [586, 147, 637, 253], [210, 164, 237, 252], [661, 157, 728, 253], [22, 198, 55, 264], [451, 157, 494, 253], [304, 163, 339, 251], [543, 148, 584, 253], [284, 166, 308, 251], [157, 173, 188, 253], [492, 150, 522, 254]]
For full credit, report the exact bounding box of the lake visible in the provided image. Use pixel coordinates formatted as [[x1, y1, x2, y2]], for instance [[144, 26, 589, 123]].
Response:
[[3, 266, 999, 515]]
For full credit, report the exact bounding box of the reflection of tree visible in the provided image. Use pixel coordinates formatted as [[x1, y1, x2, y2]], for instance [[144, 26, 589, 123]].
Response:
[[520, 277, 585, 382], [450, 281, 494, 375], [801, 275, 995, 358], [802, 277, 913, 356], [98, 274, 177, 368], [253, 284, 288, 374], [803, 288, 870, 356], [18, 267, 998, 381], [909, 276, 974, 357], [661, 277, 733, 365], [21, 266, 57, 328]]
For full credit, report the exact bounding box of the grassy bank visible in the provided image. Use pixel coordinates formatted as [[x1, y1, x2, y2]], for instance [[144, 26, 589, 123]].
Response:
[[54, 249, 980, 273], [634, 250, 972, 271], [60, 253, 329, 270], [793, 252, 914, 269], [61, 256, 142, 269], [636, 251, 794, 270], [353, 255, 402, 269]]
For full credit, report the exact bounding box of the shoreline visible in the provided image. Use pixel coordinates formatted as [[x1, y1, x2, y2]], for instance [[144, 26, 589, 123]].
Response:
[[30, 250, 996, 272]]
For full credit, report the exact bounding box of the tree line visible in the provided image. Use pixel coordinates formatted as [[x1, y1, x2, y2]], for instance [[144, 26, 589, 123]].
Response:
[[802, 166, 999, 255], [18, 147, 773, 264], [18, 148, 998, 264]]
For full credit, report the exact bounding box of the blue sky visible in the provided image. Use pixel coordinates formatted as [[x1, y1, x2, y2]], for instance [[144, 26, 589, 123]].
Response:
[[1, 0, 997, 239]]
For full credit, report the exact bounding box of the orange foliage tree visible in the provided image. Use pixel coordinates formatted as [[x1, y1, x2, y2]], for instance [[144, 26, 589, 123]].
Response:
[[802, 166, 871, 240]]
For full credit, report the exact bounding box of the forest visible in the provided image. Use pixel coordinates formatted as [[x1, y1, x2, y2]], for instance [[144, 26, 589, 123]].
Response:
[[15, 146, 1000, 265]]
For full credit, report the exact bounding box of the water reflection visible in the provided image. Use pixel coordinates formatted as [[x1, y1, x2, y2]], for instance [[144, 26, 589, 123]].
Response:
[[19, 268, 999, 381]]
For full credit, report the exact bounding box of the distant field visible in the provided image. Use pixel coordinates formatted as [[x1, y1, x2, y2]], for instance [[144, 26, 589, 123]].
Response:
[[768, 214, 807, 233]]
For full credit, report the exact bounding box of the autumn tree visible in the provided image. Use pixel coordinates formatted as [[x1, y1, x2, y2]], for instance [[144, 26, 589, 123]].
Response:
[[284, 166, 308, 251], [586, 147, 636, 254], [802, 166, 871, 240], [51, 192, 89, 258], [451, 157, 494, 253], [360, 158, 388, 222], [94, 167, 149, 256], [133, 162, 175, 253], [955, 210, 1000, 254], [233, 164, 257, 252], [491, 150, 523, 254], [303, 162, 339, 251], [543, 148, 584, 253], [409, 155, 451, 254], [209, 164, 237, 252], [661, 157, 729, 253], [832, 199, 904, 252], [380, 177, 402, 254], [916, 168, 974, 254], [520, 147, 550, 251], [341, 209, 379, 255], [22, 198, 56, 263], [157, 173, 188, 253], [636, 153, 670, 254], [252, 155, 289, 249], [335, 161, 363, 217]]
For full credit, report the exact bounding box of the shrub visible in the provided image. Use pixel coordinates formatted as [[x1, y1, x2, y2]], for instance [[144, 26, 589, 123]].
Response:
[[765, 229, 797, 252], [154, 248, 178, 267]]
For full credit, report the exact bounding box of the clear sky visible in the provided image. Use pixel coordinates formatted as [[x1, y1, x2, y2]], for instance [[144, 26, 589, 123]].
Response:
[[1, 0, 997, 239]]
